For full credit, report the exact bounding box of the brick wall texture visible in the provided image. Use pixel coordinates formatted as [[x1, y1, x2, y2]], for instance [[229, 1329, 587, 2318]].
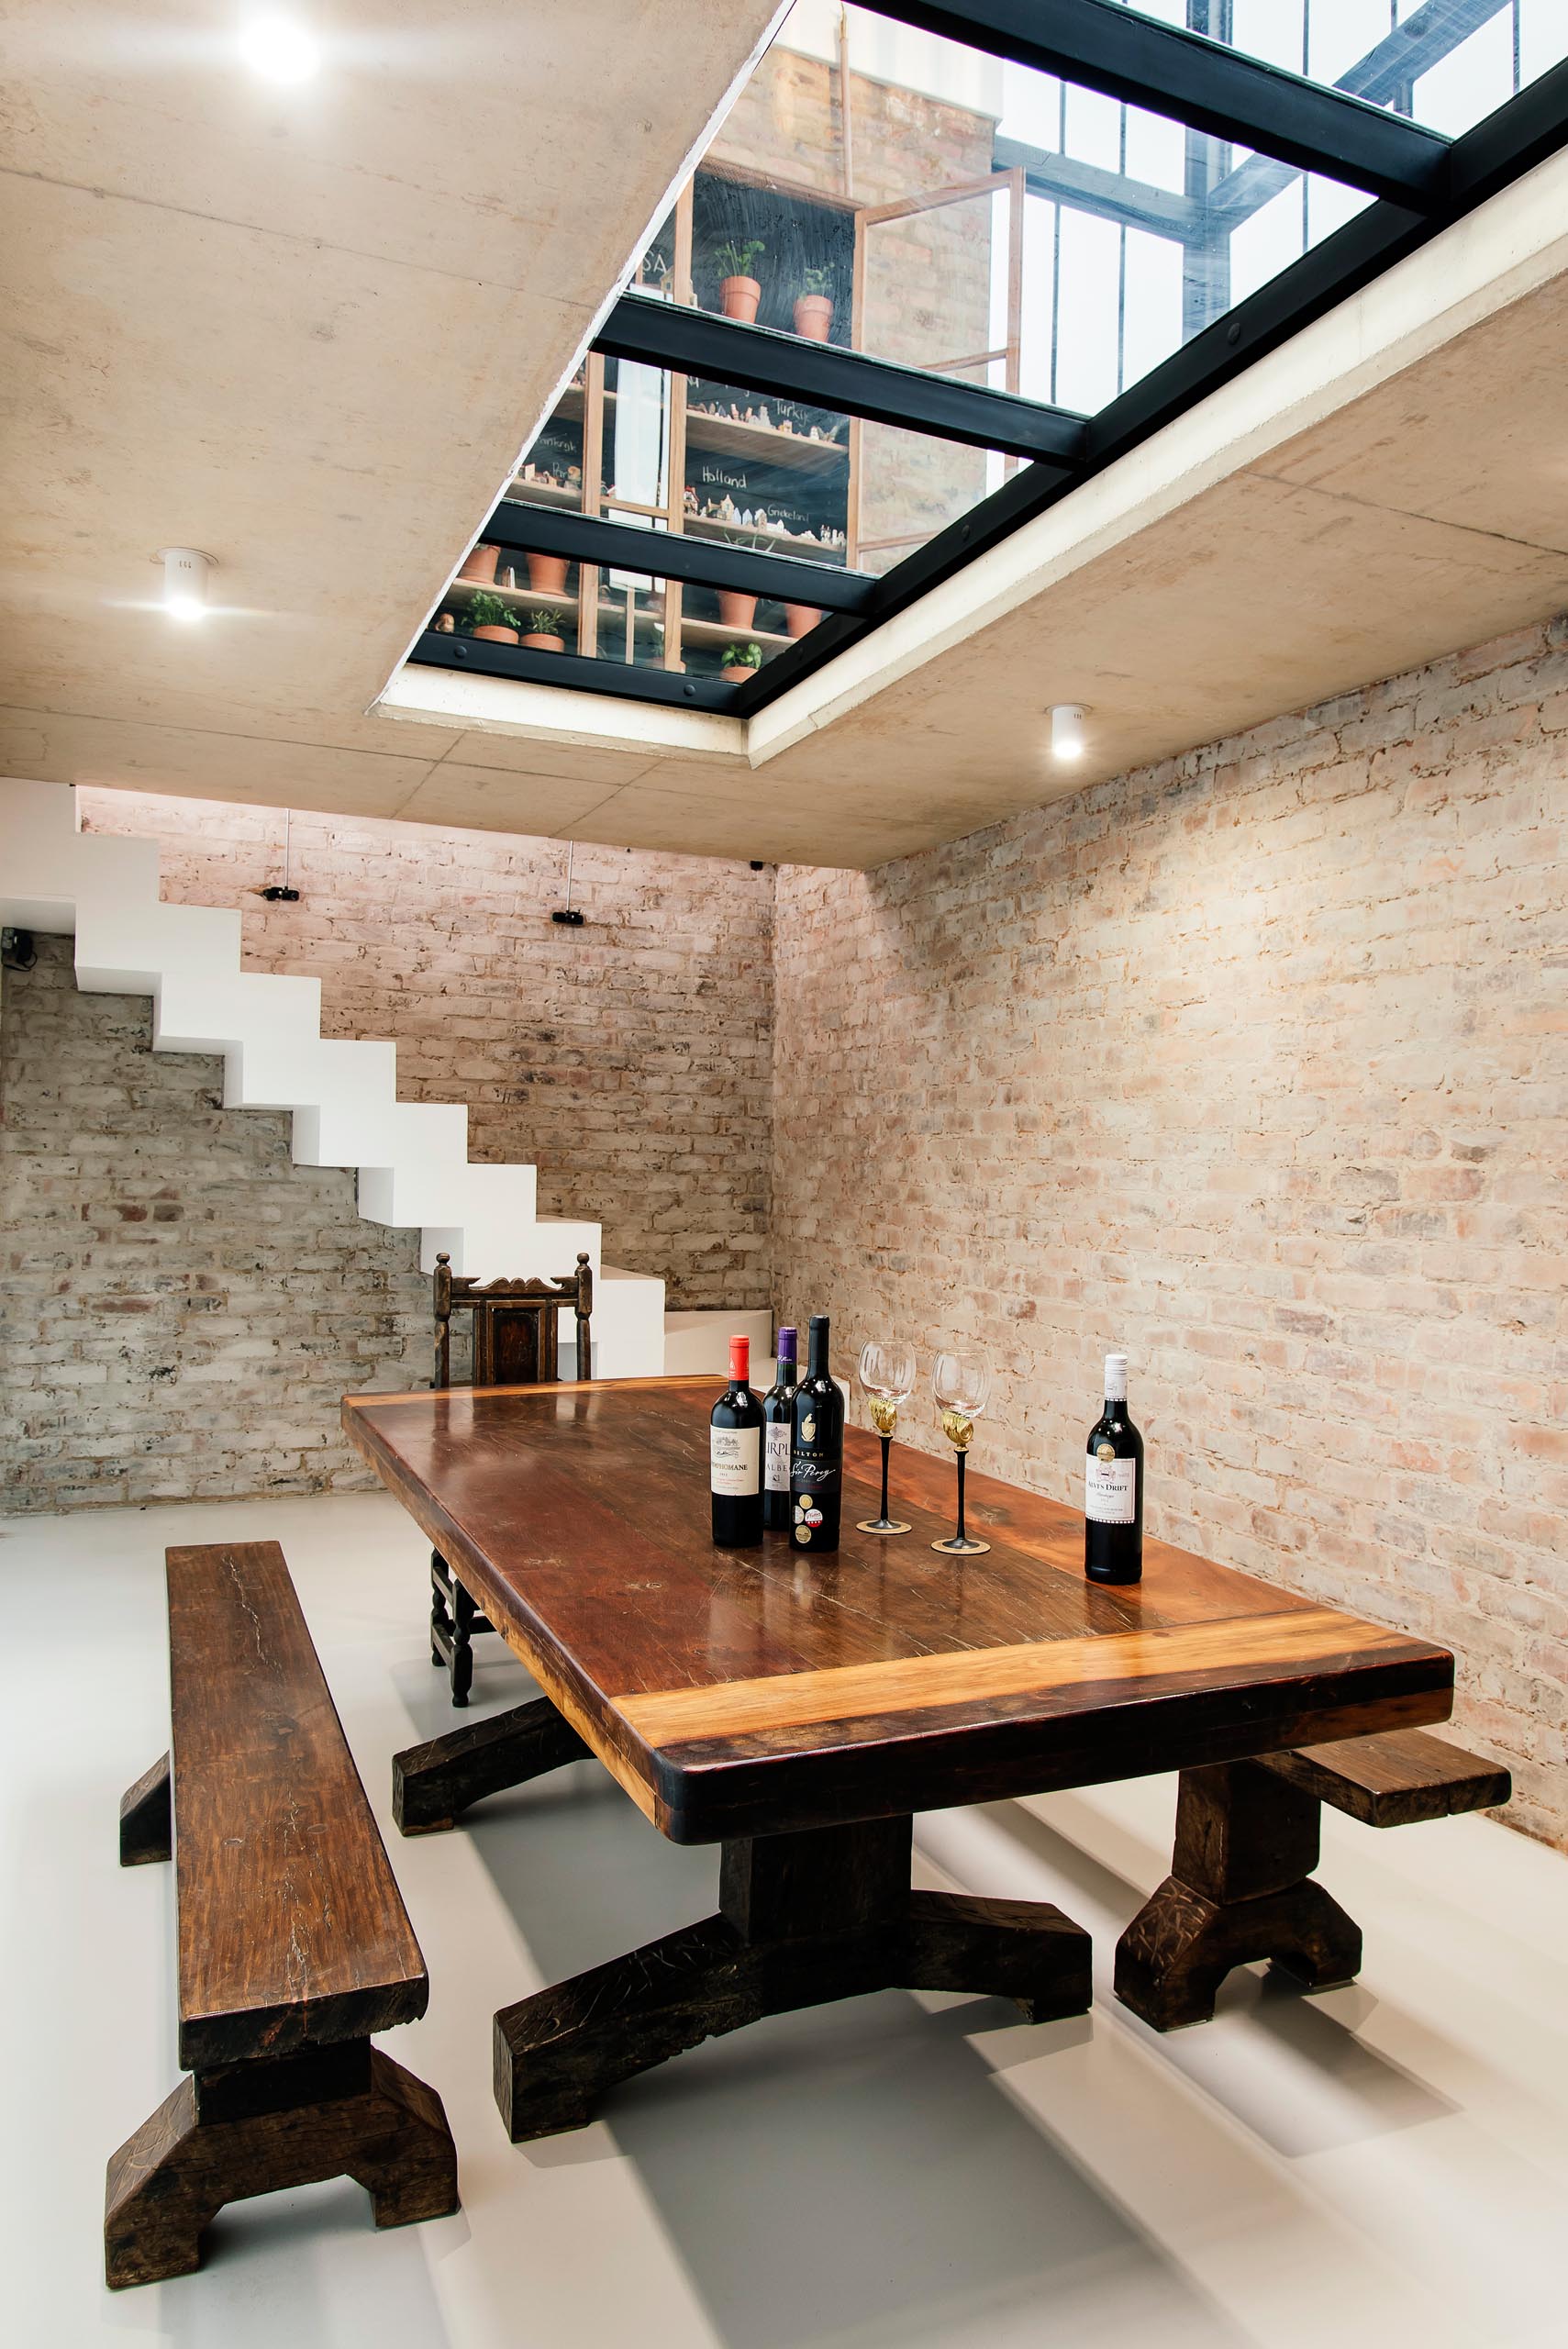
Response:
[[76, 789, 774, 1310], [771, 618, 1568, 1851], [1, 936, 428, 1509]]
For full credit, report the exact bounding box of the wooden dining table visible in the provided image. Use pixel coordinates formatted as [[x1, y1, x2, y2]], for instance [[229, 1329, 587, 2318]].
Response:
[[343, 1375, 1454, 2143]]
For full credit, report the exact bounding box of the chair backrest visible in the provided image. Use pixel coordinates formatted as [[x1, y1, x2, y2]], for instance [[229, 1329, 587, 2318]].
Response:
[[432, 1252, 593, 1390]]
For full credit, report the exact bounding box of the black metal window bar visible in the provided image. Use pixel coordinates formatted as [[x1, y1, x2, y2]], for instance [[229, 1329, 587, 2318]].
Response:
[[412, 0, 1568, 719]]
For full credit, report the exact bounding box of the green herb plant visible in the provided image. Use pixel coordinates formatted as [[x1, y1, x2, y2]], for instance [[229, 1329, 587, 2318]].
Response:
[[466, 591, 517, 632], [723, 640, 763, 671], [714, 239, 766, 279]]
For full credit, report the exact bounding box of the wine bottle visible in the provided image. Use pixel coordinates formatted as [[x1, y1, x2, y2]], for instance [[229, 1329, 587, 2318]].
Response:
[[762, 1325, 798, 1532], [710, 1335, 763, 1548], [1084, 1352, 1143, 1584], [790, 1315, 844, 1552]]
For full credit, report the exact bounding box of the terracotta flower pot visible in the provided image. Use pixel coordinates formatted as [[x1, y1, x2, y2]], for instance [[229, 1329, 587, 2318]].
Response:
[[459, 543, 499, 585], [717, 590, 758, 629], [793, 294, 833, 341], [526, 553, 569, 593], [521, 630, 565, 652], [473, 624, 518, 643], [783, 603, 819, 639], [722, 662, 760, 685], [719, 274, 761, 323]]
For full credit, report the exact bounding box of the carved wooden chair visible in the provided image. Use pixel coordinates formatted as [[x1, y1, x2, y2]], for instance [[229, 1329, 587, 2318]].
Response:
[[428, 1249, 593, 1705]]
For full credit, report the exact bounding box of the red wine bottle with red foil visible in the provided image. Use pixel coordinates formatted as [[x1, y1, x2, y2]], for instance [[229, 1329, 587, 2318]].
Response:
[[1084, 1351, 1143, 1584], [710, 1334, 763, 1547]]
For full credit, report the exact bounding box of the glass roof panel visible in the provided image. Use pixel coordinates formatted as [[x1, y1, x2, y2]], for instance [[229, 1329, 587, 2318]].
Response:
[[1129, 0, 1568, 140], [684, 4, 1381, 419]]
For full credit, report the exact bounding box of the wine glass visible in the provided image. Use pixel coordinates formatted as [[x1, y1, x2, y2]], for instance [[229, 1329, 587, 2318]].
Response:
[[856, 1340, 916, 1534], [931, 1352, 992, 1555]]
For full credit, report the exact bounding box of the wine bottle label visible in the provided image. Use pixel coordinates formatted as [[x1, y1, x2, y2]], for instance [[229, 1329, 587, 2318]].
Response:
[[1085, 1448, 1136, 1525], [764, 1425, 790, 1492], [711, 1426, 761, 1497]]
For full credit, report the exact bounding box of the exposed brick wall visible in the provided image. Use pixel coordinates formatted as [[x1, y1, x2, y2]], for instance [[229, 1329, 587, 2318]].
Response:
[[771, 618, 1568, 1851], [74, 792, 774, 1310], [0, 937, 427, 1511]]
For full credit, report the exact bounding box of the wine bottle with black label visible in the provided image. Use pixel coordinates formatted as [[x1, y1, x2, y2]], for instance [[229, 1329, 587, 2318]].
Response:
[[790, 1315, 844, 1552], [1084, 1351, 1143, 1584], [710, 1334, 762, 1548], [762, 1325, 798, 1532]]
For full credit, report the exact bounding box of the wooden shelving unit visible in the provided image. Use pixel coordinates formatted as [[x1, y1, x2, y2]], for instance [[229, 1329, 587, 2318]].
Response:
[[451, 161, 1025, 676]]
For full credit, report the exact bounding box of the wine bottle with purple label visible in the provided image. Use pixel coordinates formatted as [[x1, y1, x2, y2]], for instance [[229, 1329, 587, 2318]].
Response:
[[762, 1325, 798, 1532], [1084, 1352, 1143, 1584]]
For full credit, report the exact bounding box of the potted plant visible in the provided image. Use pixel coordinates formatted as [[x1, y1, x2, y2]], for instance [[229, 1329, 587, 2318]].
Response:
[[717, 586, 758, 629], [783, 603, 820, 639], [721, 640, 763, 684], [521, 607, 566, 651], [458, 541, 500, 585], [793, 265, 834, 341], [526, 552, 569, 593], [714, 239, 765, 323], [467, 590, 518, 644]]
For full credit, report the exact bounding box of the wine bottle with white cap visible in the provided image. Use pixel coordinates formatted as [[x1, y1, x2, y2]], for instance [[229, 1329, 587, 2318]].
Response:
[[1084, 1352, 1143, 1584]]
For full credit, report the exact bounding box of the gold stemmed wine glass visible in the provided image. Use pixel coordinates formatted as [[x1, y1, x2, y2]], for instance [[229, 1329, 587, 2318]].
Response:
[[931, 1351, 992, 1555], [856, 1341, 916, 1534]]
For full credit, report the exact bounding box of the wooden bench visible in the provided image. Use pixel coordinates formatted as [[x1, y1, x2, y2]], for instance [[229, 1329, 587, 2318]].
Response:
[[106, 1541, 459, 2289], [1115, 1727, 1512, 2031]]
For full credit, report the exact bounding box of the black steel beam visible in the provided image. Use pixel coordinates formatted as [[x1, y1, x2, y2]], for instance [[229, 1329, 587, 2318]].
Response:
[[412, 629, 738, 713], [485, 501, 876, 615], [596, 294, 1088, 464], [993, 136, 1200, 240], [734, 61, 1568, 718], [1207, 0, 1506, 228], [873, 0, 1451, 207]]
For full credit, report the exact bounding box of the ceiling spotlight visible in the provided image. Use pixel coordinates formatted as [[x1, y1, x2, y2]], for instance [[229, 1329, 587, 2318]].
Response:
[[238, 14, 321, 83], [1049, 703, 1086, 763], [157, 547, 214, 623]]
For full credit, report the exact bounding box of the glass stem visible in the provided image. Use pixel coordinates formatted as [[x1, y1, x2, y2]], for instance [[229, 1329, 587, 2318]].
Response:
[[955, 1451, 967, 1544], [880, 1433, 891, 1523]]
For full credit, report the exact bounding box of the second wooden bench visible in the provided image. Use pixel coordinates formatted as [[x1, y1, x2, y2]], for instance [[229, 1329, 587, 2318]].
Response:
[[106, 1540, 459, 2288], [1116, 1727, 1511, 2030]]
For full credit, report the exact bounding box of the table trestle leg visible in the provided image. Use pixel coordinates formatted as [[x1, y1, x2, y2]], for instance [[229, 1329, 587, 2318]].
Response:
[[393, 1696, 591, 1835], [1115, 1760, 1362, 2031], [493, 1814, 1091, 2142]]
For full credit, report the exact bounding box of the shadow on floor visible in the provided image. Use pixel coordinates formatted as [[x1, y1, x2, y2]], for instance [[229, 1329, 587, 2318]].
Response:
[[453, 1753, 1249, 2349], [974, 1792, 1458, 2155]]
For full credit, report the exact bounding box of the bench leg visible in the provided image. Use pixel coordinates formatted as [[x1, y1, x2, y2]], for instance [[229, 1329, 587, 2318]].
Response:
[[394, 1695, 592, 1835], [104, 2043, 459, 2289], [1115, 1761, 1363, 2031], [493, 1817, 1091, 2142], [119, 1753, 172, 1866]]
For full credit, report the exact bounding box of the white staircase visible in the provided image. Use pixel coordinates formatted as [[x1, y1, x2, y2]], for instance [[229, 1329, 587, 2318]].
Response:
[[0, 778, 666, 1375]]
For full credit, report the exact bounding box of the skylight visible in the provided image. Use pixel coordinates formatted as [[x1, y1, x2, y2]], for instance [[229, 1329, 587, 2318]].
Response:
[[413, 0, 1568, 717]]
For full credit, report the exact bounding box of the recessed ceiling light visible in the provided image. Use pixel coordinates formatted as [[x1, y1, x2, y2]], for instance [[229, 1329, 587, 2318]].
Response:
[[238, 14, 321, 83], [1049, 703, 1086, 763], [157, 547, 215, 623]]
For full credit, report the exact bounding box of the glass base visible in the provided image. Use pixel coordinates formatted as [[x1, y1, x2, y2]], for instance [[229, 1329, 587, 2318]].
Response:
[[857, 1516, 912, 1535], [930, 1535, 990, 1556]]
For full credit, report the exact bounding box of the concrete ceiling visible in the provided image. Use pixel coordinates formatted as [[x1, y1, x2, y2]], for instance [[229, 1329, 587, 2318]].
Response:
[[5, 5, 1568, 869], [0, 0, 780, 806]]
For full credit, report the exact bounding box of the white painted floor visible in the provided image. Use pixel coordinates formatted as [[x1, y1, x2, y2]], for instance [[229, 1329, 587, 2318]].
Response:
[[4, 1491, 1565, 2349]]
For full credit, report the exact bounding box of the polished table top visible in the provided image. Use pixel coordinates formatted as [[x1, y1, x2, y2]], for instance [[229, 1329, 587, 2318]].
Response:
[[343, 1376, 1453, 1843]]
